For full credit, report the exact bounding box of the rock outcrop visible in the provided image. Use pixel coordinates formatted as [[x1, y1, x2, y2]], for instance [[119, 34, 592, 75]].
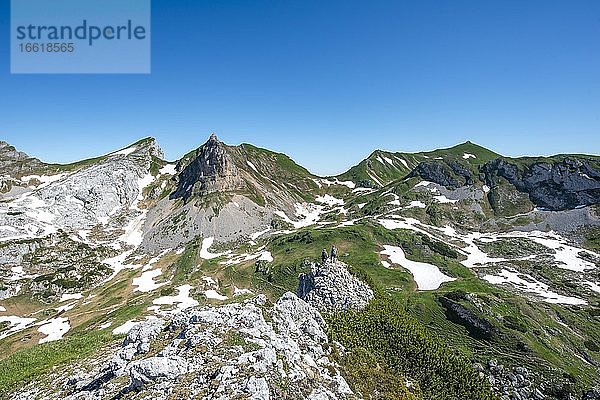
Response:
[[171, 134, 245, 201], [0, 140, 43, 176], [407, 160, 473, 189], [14, 293, 355, 400], [439, 297, 497, 340], [474, 360, 547, 400], [297, 260, 374, 311]]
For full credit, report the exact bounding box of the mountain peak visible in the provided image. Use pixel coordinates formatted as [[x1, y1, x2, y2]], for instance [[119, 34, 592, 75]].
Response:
[[0, 140, 43, 176], [171, 134, 238, 200], [207, 133, 220, 145], [0, 140, 32, 161]]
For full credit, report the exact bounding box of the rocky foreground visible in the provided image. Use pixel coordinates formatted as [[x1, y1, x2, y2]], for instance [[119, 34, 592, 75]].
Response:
[[14, 293, 355, 400]]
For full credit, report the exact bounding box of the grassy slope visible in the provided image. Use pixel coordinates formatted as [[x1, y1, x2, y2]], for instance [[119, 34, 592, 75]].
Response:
[[259, 222, 600, 395], [0, 330, 118, 397], [337, 141, 501, 187]]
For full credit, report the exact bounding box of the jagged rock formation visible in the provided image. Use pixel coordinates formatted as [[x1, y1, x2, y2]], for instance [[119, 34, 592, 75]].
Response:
[[141, 134, 319, 251], [0, 141, 44, 193], [481, 157, 600, 211], [0, 141, 42, 176], [171, 134, 244, 201], [297, 260, 374, 311], [14, 293, 355, 400]]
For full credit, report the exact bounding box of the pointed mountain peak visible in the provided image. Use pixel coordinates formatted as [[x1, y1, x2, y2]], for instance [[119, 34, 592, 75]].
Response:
[[171, 134, 237, 200], [205, 133, 222, 146], [0, 140, 32, 161]]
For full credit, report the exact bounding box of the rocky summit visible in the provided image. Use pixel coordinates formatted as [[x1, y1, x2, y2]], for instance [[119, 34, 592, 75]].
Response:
[[1, 135, 599, 400]]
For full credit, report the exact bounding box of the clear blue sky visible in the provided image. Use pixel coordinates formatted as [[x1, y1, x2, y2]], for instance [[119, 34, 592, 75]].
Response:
[[0, 0, 599, 175]]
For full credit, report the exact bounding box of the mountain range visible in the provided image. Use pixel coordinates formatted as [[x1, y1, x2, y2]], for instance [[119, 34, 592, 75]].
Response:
[[0, 134, 599, 400]]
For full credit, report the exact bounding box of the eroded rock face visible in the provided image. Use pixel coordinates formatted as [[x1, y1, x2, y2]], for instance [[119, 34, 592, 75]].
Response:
[[14, 294, 355, 400], [407, 160, 473, 189], [0, 139, 160, 238], [297, 260, 374, 311], [171, 134, 245, 201], [482, 158, 600, 211]]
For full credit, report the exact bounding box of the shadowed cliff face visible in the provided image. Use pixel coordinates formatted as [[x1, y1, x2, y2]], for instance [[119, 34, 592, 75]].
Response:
[[170, 134, 244, 201], [482, 158, 600, 211], [405, 154, 600, 212], [406, 160, 474, 189]]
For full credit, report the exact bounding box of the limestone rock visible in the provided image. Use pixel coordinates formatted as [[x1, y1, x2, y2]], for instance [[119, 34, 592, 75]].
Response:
[[13, 294, 356, 400], [297, 260, 374, 311]]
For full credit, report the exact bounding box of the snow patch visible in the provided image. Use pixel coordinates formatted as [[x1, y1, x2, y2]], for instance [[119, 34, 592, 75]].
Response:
[[98, 321, 112, 330], [367, 171, 383, 187], [112, 146, 137, 156], [383, 156, 395, 165], [133, 269, 167, 292], [234, 287, 253, 296], [246, 161, 258, 172], [315, 194, 344, 206], [0, 315, 37, 339], [585, 281, 600, 294], [112, 320, 140, 335], [321, 178, 356, 189], [433, 194, 459, 204], [56, 302, 77, 313], [414, 181, 432, 188], [20, 173, 67, 188], [483, 269, 586, 305], [204, 290, 229, 301], [275, 203, 325, 229], [406, 200, 426, 209], [159, 164, 177, 175], [396, 157, 409, 169], [152, 285, 199, 310], [462, 153, 476, 159], [381, 245, 455, 290], [38, 317, 70, 343], [258, 251, 274, 262], [59, 293, 83, 302], [200, 237, 229, 259], [250, 227, 271, 240]]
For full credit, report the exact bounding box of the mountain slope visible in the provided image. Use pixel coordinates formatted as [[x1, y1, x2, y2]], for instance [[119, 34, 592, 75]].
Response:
[[337, 141, 500, 188], [0, 135, 599, 400]]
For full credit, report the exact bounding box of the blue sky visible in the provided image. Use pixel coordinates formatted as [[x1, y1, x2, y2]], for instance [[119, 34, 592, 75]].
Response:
[[0, 0, 599, 175]]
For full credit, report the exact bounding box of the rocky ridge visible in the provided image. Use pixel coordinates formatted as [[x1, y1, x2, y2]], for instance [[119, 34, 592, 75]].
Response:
[[14, 293, 355, 400]]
